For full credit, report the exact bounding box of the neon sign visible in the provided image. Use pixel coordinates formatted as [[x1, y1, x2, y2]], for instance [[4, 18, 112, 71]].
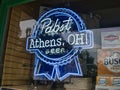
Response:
[[26, 8, 94, 81]]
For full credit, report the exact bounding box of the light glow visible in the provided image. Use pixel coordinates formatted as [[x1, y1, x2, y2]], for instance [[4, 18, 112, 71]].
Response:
[[26, 8, 94, 81]]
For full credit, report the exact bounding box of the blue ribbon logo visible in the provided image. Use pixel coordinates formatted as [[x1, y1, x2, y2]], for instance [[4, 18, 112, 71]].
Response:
[[26, 8, 94, 81]]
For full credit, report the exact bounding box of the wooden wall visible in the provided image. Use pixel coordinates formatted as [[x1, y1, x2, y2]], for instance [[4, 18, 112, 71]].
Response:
[[2, 4, 35, 86]]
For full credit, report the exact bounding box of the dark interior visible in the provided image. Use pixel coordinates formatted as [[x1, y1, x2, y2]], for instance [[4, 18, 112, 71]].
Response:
[[30, 0, 120, 28]]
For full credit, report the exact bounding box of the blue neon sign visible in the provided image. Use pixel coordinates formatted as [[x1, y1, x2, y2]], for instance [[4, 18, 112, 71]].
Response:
[[26, 8, 94, 81]]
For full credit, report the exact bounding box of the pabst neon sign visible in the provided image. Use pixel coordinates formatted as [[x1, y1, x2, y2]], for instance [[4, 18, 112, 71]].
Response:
[[26, 8, 94, 81]]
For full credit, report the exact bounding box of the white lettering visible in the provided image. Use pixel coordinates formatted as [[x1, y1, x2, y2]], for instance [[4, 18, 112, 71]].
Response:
[[45, 40, 50, 47], [40, 17, 73, 34], [35, 38, 40, 48], [45, 48, 65, 55], [63, 17, 73, 31], [50, 39, 56, 47], [39, 38, 45, 48], [29, 38, 62, 49], [57, 38, 62, 46], [68, 34, 75, 45], [67, 33, 88, 45], [51, 48, 55, 54], [41, 18, 52, 33], [30, 39, 35, 48], [56, 48, 60, 54], [45, 49, 50, 54], [76, 33, 85, 45]]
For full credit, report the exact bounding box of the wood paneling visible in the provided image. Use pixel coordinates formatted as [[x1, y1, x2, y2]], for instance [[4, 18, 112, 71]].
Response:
[[2, 4, 34, 86]]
